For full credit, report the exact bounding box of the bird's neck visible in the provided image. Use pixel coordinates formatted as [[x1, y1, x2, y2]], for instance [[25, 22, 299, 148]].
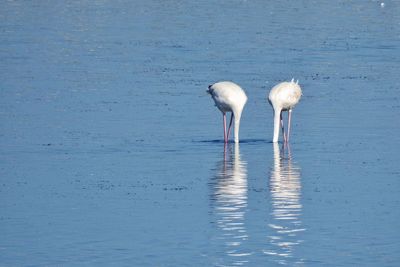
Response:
[[273, 108, 281, 143]]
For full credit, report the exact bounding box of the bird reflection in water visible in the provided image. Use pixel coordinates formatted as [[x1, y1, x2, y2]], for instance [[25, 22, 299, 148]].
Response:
[[264, 143, 305, 265], [210, 143, 251, 266]]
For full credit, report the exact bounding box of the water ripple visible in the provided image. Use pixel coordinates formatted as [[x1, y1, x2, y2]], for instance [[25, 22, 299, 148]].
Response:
[[209, 144, 251, 266], [266, 143, 305, 265]]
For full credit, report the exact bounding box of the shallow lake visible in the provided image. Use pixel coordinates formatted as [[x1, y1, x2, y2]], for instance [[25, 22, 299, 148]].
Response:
[[1, 1, 399, 266]]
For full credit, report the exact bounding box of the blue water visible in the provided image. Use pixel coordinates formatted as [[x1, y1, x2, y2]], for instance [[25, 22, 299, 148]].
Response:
[[1, 1, 399, 266]]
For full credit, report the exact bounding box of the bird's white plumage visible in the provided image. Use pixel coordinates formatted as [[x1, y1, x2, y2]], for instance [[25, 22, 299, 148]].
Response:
[[209, 81, 247, 113], [268, 80, 302, 111], [268, 79, 302, 143], [208, 81, 247, 143]]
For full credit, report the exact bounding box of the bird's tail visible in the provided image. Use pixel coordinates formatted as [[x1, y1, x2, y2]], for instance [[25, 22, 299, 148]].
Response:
[[206, 84, 214, 95], [290, 78, 300, 85]]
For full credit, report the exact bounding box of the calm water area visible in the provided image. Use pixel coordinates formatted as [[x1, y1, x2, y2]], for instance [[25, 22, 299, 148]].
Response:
[[1, 1, 400, 266]]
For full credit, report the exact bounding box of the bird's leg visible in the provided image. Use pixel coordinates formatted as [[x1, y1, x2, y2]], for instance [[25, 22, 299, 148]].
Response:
[[280, 112, 287, 143], [287, 109, 292, 143], [223, 113, 227, 143], [226, 113, 234, 142]]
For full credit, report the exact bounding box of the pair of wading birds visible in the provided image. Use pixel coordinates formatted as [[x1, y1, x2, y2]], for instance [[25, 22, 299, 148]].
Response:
[[207, 79, 302, 143]]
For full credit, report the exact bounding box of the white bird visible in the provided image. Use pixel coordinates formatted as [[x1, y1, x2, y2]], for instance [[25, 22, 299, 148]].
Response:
[[268, 79, 302, 143], [207, 81, 247, 143]]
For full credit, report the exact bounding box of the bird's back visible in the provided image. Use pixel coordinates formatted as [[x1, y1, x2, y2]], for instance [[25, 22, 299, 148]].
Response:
[[268, 81, 302, 110], [208, 81, 247, 112]]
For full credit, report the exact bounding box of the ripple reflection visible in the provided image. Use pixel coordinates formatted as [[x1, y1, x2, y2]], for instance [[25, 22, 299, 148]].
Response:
[[264, 143, 305, 265], [210, 143, 251, 266]]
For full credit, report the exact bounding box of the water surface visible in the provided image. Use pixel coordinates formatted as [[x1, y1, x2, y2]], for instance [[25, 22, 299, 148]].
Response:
[[1, 1, 399, 266]]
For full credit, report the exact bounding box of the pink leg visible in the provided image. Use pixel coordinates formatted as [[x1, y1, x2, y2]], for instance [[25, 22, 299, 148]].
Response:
[[280, 112, 287, 143], [287, 110, 292, 143], [226, 113, 234, 142], [223, 113, 227, 143]]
